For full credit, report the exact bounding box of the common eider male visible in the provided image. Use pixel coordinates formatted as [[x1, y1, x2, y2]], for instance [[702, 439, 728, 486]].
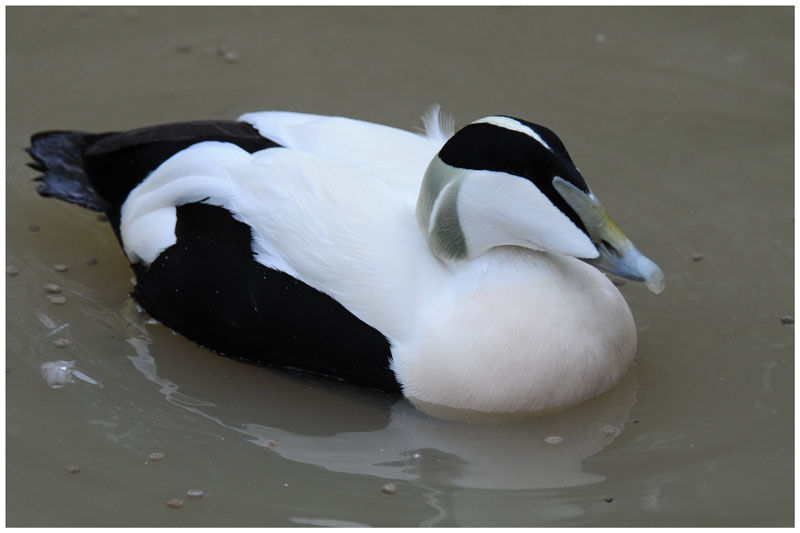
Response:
[[27, 108, 664, 415]]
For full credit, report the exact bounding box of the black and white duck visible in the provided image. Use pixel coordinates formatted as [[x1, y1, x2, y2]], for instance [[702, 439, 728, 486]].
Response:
[[27, 107, 664, 415]]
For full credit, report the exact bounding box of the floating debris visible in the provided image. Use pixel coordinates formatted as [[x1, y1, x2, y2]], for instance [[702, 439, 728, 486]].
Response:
[[780, 316, 794, 325], [44, 283, 62, 294], [544, 435, 564, 446], [174, 43, 191, 54], [165, 498, 184, 509], [186, 488, 205, 499], [380, 483, 397, 495], [53, 338, 71, 348], [48, 295, 67, 305], [222, 51, 239, 64], [71, 369, 99, 385], [83, 257, 98, 266], [41, 360, 75, 388], [148, 452, 165, 462], [41, 360, 99, 387], [602, 424, 620, 436], [53, 264, 69, 273], [28, 224, 40, 232], [64, 464, 80, 474], [604, 497, 614, 503], [689, 253, 704, 262], [6, 266, 19, 276]]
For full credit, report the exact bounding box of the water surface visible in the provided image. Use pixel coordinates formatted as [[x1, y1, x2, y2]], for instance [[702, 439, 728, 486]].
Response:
[[6, 6, 793, 526]]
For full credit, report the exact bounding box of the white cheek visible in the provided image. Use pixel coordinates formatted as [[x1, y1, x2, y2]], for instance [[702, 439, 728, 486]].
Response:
[[458, 171, 597, 258]]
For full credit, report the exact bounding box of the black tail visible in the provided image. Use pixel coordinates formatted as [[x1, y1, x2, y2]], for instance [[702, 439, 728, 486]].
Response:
[[27, 131, 110, 212], [26, 121, 279, 218]]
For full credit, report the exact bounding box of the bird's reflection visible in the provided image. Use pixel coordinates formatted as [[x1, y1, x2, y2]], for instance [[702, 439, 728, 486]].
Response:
[[121, 299, 639, 492], [240, 373, 638, 490]]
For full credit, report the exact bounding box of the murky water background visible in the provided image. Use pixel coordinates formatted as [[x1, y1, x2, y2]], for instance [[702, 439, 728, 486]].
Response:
[[6, 6, 793, 526]]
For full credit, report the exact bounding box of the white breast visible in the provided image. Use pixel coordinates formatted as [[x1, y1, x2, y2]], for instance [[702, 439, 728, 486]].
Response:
[[390, 248, 637, 413]]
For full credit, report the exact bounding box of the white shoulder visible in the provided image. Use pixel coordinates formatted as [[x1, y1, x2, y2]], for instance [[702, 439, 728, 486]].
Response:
[[238, 110, 445, 195], [236, 148, 445, 340], [238, 110, 438, 155]]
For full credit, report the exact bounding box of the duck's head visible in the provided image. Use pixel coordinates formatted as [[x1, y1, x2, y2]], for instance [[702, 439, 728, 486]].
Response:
[[416, 115, 665, 293]]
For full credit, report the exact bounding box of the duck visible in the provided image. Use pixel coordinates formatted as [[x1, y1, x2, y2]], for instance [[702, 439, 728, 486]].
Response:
[[26, 106, 664, 415]]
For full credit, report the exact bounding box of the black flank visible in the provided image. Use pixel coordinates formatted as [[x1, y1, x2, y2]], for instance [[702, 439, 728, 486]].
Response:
[[132, 203, 399, 392]]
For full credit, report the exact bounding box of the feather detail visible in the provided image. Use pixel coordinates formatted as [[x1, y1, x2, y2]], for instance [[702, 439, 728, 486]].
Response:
[[421, 103, 455, 145]]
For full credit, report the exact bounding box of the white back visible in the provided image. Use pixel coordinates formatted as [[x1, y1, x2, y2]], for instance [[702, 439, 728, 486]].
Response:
[[238, 110, 446, 203]]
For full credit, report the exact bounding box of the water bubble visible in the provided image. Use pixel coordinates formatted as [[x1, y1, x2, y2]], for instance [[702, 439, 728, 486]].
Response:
[[602, 425, 619, 436], [148, 452, 166, 462], [544, 435, 564, 446], [44, 283, 62, 294], [165, 498, 184, 509]]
